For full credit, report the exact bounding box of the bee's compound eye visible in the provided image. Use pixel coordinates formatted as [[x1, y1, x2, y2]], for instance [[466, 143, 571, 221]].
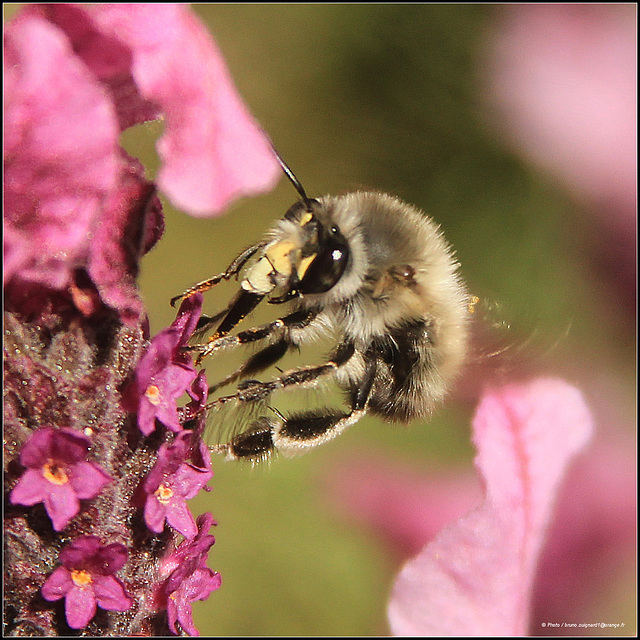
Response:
[[299, 236, 350, 294]]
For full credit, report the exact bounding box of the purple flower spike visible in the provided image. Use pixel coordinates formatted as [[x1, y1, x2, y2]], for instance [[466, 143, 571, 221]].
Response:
[[41, 536, 132, 630], [143, 432, 213, 539], [158, 513, 221, 636], [9, 427, 112, 531]]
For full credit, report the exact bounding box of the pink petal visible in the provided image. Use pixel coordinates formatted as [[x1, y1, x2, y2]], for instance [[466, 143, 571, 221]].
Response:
[[388, 378, 593, 636], [30, 3, 160, 130], [144, 494, 168, 534], [65, 584, 97, 629], [43, 482, 81, 532], [41, 566, 73, 601], [9, 468, 51, 506], [69, 461, 113, 499], [165, 500, 198, 540], [3, 13, 119, 288], [91, 4, 281, 216], [86, 153, 164, 324], [92, 575, 132, 612], [16, 427, 55, 468]]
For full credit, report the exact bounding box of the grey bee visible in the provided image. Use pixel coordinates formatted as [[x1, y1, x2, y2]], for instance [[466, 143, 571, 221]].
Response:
[[172, 152, 471, 461]]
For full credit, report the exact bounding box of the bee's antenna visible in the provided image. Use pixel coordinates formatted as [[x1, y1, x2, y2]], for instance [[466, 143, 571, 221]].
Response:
[[270, 144, 313, 210]]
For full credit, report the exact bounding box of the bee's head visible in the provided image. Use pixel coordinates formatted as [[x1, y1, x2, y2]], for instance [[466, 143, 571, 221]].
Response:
[[239, 149, 351, 300], [280, 199, 350, 295]]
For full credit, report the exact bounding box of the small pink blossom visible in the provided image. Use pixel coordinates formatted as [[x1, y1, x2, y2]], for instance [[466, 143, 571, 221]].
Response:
[[158, 513, 221, 636], [41, 536, 132, 630], [387, 378, 593, 636], [143, 431, 213, 539], [9, 427, 112, 531], [129, 294, 203, 435]]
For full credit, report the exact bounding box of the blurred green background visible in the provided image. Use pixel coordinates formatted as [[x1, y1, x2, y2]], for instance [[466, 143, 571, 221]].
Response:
[[139, 5, 635, 636], [5, 3, 635, 636]]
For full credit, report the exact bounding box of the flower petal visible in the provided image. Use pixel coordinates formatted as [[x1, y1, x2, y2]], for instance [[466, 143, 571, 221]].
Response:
[[41, 566, 73, 601], [64, 584, 97, 630], [69, 461, 113, 499], [93, 543, 129, 576], [16, 427, 55, 468], [165, 500, 199, 540], [9, 468, 51, 506], [3, 12, 119, 289], [60, 536, 102, 567], [49, 427, 91, 464], [144, 493, 168, 534], [92, 575, 132, 612], [43, 482, 81, 531], [86, 153, 164, 324], [30, 3, 160, 130], [91, 4, 281, 216], [388, 378, 593, 636]]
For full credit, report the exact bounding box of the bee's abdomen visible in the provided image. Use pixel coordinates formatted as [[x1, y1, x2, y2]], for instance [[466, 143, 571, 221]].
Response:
[[362, 319, 447, 422]]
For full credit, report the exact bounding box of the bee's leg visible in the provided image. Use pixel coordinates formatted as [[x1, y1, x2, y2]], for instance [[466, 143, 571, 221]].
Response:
[[169, 243, 263, 307], [216, 349, 377, 461], [186, 308, 317, 368], [207, 309, 319, 392], [208, 360, 340, 409], [205, 340, 355, 410]]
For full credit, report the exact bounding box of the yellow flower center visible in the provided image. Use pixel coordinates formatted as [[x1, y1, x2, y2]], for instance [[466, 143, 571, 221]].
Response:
[[43, 460, 69, 485], [145, 384, 161, 405], [71, 569, 93, 586], [155, 483, 174, 504]]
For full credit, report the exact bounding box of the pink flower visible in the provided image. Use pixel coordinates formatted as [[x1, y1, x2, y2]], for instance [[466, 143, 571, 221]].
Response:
[[129, 294, 203, 435], [9, 427, 113, 531], [484, 4, 636, 218], [4, 4, 280, 634], [482, 5, 636, 305], [143, 431, 213, 539], [41, 536, 132, 630], [384, 379, 593, 635], [3, 9, 121, 290], [158, 513, 221, 636], [4, 3, 280, 317]]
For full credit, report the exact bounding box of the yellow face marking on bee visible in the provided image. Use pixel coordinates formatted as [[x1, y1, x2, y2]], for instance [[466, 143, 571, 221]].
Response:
[[242, 241, 301, 295], [265, 240, 297, 276], [297, 254, 315, 280], [300, 211, 313, 226]]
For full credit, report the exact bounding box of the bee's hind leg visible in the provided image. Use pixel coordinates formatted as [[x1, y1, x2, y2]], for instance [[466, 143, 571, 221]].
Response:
[[215, 354, 377, 461]]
